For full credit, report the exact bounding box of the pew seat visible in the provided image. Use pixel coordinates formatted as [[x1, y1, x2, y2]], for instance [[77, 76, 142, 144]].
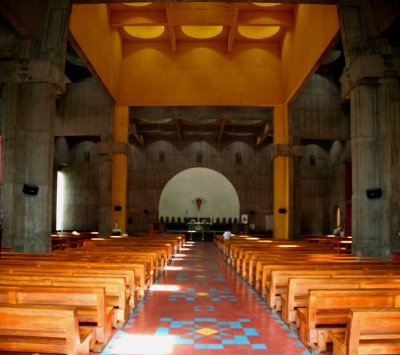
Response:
[[0, 304, 92, 354], [0, 285, 113, 352], [297, 288, 400, 353], [329, 308, 400, 355]]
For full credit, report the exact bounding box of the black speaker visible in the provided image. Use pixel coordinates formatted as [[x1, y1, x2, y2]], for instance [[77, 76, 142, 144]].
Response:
[[23, 184, 39, 196], [366, 188, 382, 199], [278, 208, 287, 214], [114, 205, 122, 211]]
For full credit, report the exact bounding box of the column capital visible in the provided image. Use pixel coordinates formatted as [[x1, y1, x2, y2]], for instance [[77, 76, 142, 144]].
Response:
[[0, 59, 67, 94], [271, 144, 304, 160], [340, 54, 400, 97], [97, 141, 129, 156]]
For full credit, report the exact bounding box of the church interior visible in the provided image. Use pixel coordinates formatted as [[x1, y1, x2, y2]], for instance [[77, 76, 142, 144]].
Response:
[[0, 0, 400, 354]]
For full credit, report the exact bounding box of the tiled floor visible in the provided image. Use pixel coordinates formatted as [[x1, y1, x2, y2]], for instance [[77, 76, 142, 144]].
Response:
[[100, 241, 313, 355]]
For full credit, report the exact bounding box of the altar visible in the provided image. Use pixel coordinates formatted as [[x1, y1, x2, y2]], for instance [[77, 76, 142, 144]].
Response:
[[188, 221, 211, 232]]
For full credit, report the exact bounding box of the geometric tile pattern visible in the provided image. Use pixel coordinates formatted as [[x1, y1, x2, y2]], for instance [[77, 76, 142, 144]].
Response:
[[100, 241, 313, 355], [168, 287, 237, 302], [155, 317, 268, 350]]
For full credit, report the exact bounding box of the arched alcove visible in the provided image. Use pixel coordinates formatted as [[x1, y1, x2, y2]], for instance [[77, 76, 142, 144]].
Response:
[[159, 167, 240, 222]]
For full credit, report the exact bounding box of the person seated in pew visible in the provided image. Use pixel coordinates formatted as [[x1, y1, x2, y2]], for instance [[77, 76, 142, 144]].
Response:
[[223, 230, 232, 240]]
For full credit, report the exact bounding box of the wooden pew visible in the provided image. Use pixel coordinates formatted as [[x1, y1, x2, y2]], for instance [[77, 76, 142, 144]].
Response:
[[241, 250, 346, 281], [0, 304, 92, 354], [296, 288, 400, 353], [3, 251, 158, 279], [0, 273, 129, 328], [281, 276, 400, 326], [329, 308, 400, 355], [0, 263, 137, 308], [259, 261, 400, 298], [0, 285, 113, 352], [267, 266, 400, 311], [0, 258, 149, 298]]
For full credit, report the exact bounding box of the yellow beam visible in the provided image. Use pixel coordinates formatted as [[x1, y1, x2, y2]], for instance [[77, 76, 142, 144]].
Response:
[[165, 3, 177, 52], [273, 104, 290, 240], [110, 10, 167, 26], [111, 106, 129, 234], [110, 8, 293, 27], [227, 4, 239, 53], [238, 11, 294, 26], [282, 4, 339, 103]]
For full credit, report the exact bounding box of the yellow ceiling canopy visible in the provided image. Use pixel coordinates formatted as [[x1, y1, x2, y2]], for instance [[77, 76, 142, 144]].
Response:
[[238, 25, 280, 39], [124, 26, 165, 39], [181, 26, 223, 39]]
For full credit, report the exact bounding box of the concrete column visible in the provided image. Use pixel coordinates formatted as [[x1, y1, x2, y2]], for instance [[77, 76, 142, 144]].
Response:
[[350, 78, 400, 256], [1, 82, 57, 252], [111, 106, 129, 234], [96, 127, 129, 237], [339, 0, 400, 256], [97, 147, 112, 237]]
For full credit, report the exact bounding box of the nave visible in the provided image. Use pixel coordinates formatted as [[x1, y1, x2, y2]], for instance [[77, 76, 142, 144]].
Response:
[[99, 241, 311, 355]]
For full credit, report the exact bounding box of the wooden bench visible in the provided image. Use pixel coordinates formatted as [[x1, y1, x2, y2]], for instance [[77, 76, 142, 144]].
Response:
[[297, 288, 400, 353], [329, 308, 400, 355], [0, 273, 129, 328], [268, 266, 400, 311], [0, 285, 113, 352], [267, 268, 372, 311], [259, 261, 400, 298], [0, 257, 149, 298], [0, 304, 92, 354], [281, 276, 400, 326], [0, 263, 137, 308]]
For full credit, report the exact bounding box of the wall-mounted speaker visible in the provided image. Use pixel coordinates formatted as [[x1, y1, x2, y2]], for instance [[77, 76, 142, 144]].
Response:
[[366, 188, 382, 199], [114, 205, 122, 211], [23, 184, 39, 196], [278, 208, 287, 214]]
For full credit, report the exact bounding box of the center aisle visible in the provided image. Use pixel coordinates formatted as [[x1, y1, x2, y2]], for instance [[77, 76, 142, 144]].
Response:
[[101, 241, 311, 355]]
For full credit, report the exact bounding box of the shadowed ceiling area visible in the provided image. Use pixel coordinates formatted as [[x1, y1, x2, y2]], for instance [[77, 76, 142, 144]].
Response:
[[129, 106, 273, 147]]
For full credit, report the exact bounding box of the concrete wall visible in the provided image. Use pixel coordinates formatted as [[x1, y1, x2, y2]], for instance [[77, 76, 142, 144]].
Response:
[[53, 78, 113, 231], [291, 70, 351, 235], [126, 140, 273, 233]]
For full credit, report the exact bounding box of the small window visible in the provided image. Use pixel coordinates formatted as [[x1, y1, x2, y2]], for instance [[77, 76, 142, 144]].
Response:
[[196, 151, 203, 164], [309, 154, 316, 167]]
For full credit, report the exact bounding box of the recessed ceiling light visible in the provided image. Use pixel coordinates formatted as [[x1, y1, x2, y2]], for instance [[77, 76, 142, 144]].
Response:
[[124, 26, 165, 39], [123, 2, 152, 6], [252, 2, 282, 7], [181, 26, 223, 39], [238, 26, 280, 39]]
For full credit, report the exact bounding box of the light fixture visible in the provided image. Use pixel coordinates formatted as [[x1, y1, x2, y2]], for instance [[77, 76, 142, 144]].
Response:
[[252, 2, 282, 7], [123, 2, 152, 6], [238, 25, 280, 39], [181, 26, 223, 39], [124, 26, 165, 39]]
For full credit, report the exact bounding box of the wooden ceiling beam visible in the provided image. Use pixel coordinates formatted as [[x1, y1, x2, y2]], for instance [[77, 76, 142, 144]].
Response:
[[0, 2, 31, 38], [217, 118, 227, 143], [129, 123, 144, 146], [255, 123, 272, 146]]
